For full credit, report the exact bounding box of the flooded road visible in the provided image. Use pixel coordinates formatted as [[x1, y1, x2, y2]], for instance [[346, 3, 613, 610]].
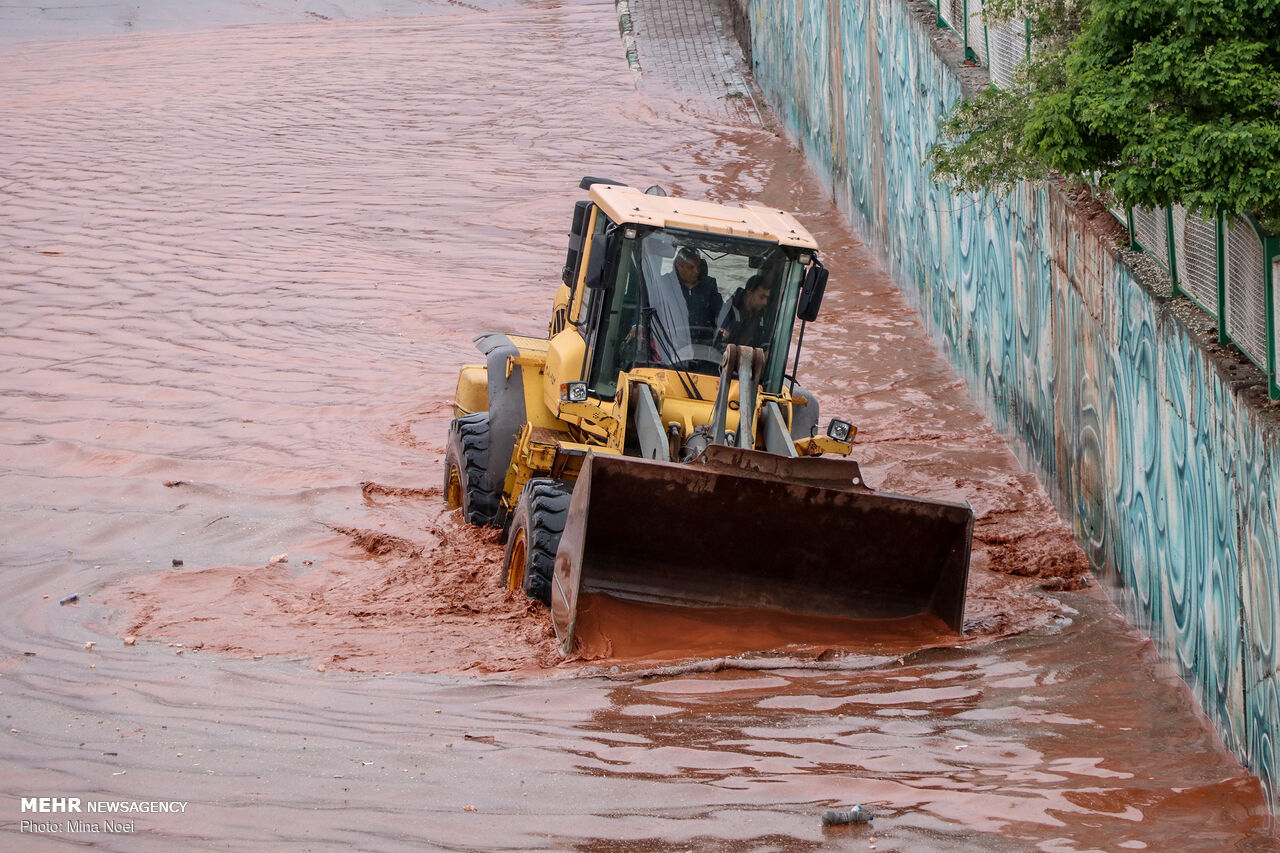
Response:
[[2, 0, 1278, 848]]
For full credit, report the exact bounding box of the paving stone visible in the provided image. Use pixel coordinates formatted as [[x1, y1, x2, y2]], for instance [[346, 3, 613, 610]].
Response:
[[619, 0, 763, 126]]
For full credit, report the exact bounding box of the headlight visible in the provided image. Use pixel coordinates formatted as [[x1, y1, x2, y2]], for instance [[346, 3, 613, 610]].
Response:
[[826, 418, 852, 442], [560, 382, 589, 403]]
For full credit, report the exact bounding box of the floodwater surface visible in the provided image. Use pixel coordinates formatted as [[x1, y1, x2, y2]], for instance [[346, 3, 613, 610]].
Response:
[[2, 0, 1278, 849]]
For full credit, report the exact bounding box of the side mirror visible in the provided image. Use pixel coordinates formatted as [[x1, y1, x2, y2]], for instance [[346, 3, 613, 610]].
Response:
[[796, 262, 828, 322], [583, 233, 610, 289]]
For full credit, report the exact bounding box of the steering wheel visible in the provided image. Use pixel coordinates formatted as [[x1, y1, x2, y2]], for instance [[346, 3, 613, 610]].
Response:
[[678, 327, 726, 373]]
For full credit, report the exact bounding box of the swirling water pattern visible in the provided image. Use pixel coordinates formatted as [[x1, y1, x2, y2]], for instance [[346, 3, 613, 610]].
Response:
[[749, 0, 1280, 810]]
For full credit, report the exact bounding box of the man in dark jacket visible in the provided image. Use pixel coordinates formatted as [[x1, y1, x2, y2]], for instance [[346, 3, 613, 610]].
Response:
[[717, 274, 772, 347], [664, 247, 722, 343]]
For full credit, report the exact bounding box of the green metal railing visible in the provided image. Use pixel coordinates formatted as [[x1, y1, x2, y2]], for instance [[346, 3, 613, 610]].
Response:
[[1129, 206, 1280, 400]]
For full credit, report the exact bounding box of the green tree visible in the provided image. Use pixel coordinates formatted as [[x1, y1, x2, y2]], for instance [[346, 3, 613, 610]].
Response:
[[928, 0, 1280, 228]]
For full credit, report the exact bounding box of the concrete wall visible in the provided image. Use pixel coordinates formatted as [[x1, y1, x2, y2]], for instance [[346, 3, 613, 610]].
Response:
[[744, 0, 1280, 807]]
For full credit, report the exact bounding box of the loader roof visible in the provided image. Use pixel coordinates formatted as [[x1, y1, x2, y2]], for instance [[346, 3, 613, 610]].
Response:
[[589, 183, 819, 250]]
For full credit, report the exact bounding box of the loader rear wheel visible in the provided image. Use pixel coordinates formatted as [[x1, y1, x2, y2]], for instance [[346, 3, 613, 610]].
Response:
[[503, 478, 572, 605], [444, 413, 499, 526]]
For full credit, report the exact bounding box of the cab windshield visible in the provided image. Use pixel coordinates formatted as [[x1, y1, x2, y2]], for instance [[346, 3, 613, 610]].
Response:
[[587, 228, 804, 399]]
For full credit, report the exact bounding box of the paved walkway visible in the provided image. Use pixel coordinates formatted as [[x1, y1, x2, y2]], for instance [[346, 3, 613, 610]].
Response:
[[618, 0, 764, 126]]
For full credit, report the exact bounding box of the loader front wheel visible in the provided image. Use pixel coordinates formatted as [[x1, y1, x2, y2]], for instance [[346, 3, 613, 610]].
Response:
[[503, 478, 572, 605], [444, 413, 499, 526]]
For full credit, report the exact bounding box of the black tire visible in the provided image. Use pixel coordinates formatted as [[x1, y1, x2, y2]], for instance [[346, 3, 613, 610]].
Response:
[[443, 413, 499, 526], [502, 479, 572, 604]]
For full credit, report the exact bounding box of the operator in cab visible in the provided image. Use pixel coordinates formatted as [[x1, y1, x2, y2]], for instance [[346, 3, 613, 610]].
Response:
[[661, 246, 722, 345], [717, 274, 773, 347]]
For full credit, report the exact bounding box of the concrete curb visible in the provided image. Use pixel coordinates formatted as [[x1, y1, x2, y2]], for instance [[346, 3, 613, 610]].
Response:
[[614, 0, 643, 86]]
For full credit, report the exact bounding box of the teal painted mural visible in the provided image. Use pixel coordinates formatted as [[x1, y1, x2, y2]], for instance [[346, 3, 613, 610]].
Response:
[[747, 0, 1280, 808]]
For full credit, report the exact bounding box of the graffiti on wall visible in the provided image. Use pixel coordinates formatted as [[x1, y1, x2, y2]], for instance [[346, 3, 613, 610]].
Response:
[[747, 0, 1280, 807]]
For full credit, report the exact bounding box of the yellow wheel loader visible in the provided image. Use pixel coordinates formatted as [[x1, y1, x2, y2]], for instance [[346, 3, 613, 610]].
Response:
[[445, 178, 973, 654]]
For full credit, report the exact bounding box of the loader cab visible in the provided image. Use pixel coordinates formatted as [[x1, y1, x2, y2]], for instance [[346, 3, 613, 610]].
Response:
[[582, 224, 807, 400]]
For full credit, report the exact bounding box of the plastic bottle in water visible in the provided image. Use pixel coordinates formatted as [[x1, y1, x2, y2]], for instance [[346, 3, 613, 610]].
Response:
[[821, 804, 873, 825]]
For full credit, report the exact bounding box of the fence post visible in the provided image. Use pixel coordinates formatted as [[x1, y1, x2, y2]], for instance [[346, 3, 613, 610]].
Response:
[[1265, 229, 1279, 400], [963, 0, 975, 62], [983, 10, 991, 63], [1216, 210, 1229, 345], [1165, 207, 1181, 298]]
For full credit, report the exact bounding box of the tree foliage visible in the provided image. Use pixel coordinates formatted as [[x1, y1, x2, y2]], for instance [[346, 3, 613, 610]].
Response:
[[927, 0, 1280, 227]]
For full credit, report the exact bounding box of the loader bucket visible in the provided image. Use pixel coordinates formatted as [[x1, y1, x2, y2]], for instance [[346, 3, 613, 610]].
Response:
[[550, 446, 973, 656]]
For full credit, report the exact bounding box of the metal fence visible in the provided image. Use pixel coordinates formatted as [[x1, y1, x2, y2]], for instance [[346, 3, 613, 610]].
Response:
[[1128, 206, 1280, 399], [931, 0, 1029, 88], [928, 0, 1280, 399]]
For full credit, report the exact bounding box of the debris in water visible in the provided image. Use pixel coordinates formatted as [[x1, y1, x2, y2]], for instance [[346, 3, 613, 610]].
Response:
[[123, 635, 137, 646], [822, 805, 873, 825], [269, 553, 288, 564], [59, 594, 79, 605], [172, 559, 184, 567]]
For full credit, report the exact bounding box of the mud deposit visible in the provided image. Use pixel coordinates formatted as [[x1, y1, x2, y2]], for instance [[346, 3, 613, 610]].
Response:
[[2, 0, 1278, 849]]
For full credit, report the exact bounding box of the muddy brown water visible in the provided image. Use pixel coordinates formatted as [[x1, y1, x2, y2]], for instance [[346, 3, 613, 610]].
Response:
[[2, 1, 1278, 849]]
